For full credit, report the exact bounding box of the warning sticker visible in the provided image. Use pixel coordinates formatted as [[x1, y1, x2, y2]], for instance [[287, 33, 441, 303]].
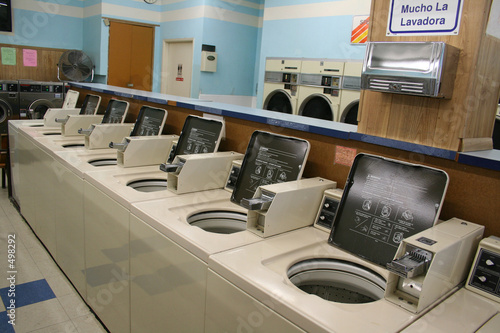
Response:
[[351, 16, 369, 44]]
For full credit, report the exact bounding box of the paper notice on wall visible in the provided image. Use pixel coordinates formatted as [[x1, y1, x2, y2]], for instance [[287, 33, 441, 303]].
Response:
[[23, 49, 38, 67], [1, 47, 16, 66], [486, 0, 500, 40]]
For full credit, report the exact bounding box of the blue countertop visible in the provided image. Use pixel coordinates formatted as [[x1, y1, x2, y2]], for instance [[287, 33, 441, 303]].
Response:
[[71, 82, 500, 171]]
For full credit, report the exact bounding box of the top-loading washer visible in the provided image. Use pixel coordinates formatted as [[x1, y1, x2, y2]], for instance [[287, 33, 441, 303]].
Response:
[[205, 154, 484, 332], [128, 131, 318, 332], [0, 80, 20, 134], [339, 61, 363, 124], [78, 115, 227, 333], [18, 81, 65, 119], [262, 58, 302, 114], [402, 235, 500, 333], [297, 60, 344, 121]]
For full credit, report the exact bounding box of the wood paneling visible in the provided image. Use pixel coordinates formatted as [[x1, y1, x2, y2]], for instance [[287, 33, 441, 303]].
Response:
[[73, 87, 500, 238], [0, 44, 68, 81], [359, 0, 500, 151]]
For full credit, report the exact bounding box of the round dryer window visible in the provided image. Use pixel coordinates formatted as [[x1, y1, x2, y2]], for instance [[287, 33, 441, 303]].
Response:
[[300, 96, 334, 121], [29, 99, 56, 119], [264, 91, 293, 114], [0, 100, 10, 123]]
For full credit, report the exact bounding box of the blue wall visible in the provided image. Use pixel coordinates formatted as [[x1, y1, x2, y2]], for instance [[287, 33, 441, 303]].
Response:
[[1, 0, 371, 103]]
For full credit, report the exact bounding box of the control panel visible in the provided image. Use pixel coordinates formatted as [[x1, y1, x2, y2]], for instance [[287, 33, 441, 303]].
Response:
[[467, 236, 500, 302], [225, 160, 242, 192], [0, 83, 18, 92], [314, 188, 343, 232]]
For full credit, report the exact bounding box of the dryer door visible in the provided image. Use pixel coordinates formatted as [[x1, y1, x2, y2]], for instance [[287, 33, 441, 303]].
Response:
[[0, 99, 11, 133], [299, 95, 336, 121], [263, 90, 293, 114], [28, 99, 56, 119], [0, 99, 11, 124]]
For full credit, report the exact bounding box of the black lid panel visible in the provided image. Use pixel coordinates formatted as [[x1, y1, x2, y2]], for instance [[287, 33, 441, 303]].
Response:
[[328, 153, 449, 267], [231, 131, 310, 206]]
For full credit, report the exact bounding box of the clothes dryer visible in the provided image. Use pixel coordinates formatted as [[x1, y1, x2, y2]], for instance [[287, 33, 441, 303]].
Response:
[[297, 60, 343, 121], [18, 81, 65, 119], [0, 80, 20, 134], [339, 61, 363, 124], [262, 58, 301, 114], [205, 154, 482, 333]]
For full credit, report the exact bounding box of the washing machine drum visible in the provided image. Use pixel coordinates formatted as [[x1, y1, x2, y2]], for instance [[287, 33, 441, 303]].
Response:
[[264, 91, 293, 114], [288, 259, 386, 304], [29, 99, 56, 119], [300, 96, 334, 121]]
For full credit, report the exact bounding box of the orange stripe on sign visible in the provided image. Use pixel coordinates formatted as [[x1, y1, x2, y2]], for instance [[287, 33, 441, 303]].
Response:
[[352, 19, 369, 36]]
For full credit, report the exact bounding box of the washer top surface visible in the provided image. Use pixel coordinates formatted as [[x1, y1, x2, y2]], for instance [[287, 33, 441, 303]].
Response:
[[208, 226, 420, 333], [53, 149, 122, 178], [401, 288, 500, 333], [131, 191, 263, 263], [83, 165, 182, 209]]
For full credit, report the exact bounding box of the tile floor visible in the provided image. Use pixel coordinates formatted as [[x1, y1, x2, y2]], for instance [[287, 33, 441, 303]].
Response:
[[0, 186, 108, 333]]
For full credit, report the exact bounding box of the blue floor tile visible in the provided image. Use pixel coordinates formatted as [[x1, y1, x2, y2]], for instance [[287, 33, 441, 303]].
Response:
[[0, 311, 16, 333], [0, 279, 56, 309]]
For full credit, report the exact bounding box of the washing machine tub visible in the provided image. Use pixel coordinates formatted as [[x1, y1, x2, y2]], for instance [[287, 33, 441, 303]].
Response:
[[288, 258, 386, 304], [127, 179, 167, 192], [187, 210, 247, 234]]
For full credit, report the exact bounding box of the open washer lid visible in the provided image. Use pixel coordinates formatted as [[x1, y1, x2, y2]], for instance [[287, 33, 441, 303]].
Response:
[[101, 99, 129, 124], [231, 130, 310, 206], [130, 105, 167, 136], [170, 115, 224, 158], [78, 94, 101, 115], [328, 153, 449, 267]]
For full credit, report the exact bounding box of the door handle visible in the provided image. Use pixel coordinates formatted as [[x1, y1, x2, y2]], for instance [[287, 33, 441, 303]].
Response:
[[127, 83, 134, 87]]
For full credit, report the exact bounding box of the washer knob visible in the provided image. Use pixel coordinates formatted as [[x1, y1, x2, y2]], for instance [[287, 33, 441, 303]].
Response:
[[478, 276, 487, 283]]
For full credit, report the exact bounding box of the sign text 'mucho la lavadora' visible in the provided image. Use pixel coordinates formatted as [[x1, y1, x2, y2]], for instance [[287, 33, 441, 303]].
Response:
[[387, 0, 464, 36]]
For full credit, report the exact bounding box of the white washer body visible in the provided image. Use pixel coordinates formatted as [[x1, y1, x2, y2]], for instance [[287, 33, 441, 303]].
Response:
[[339, 61, 363, 124], [208, 226, 420, 333], [130, 191, 265, 332], [297, 60, 344, 121], [263, 58, 302, 115]]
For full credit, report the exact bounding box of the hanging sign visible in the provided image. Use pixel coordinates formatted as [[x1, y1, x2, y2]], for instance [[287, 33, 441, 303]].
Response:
[[387, 0, 463, 36]]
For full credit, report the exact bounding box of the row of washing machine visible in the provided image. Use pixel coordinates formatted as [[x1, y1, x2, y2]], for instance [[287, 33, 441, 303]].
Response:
[[10, 95, 500, 333], [263, 58, 362, 124], [0, 80, 70, 134]]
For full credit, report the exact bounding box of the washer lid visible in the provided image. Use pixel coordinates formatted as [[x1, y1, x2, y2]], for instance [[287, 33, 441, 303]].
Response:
[[328, 153, 449, 267], [170, 115, 224, 160], [231, 130, 310, 206]]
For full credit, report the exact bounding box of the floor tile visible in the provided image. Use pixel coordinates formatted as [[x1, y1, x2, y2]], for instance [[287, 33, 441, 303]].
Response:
[[0, 311, 16, 333], [72, 313, 108, 333], [58, 293, 91, 319], [12, 298, 70, 332], [30, 320, 78, 333], [0, 279, 56, 308], [45, 273, 77, 298]]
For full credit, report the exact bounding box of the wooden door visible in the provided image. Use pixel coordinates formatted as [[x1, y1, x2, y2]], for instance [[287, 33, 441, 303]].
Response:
[[108, 21, 154, 91]]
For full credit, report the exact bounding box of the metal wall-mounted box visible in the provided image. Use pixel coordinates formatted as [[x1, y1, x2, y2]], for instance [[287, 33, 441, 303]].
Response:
[[201, 51, 217, 72], [361, 42, 459, 98]]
